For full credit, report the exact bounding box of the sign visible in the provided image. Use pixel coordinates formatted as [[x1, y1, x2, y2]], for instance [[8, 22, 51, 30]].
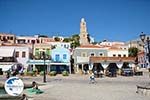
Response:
[[4, 77, 24, 96]]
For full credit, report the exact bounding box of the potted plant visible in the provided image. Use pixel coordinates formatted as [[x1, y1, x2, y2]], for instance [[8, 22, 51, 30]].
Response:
[[49, 71, 57, 76], [62, 71, 69, 76], [40, 71, 44, 76]]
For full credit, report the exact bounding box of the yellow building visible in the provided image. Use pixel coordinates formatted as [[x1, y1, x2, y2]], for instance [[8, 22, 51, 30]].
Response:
[[34, 43, 51, 59]]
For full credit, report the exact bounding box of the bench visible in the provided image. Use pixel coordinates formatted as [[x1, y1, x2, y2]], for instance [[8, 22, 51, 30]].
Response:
[[136, 85, 150, 95]]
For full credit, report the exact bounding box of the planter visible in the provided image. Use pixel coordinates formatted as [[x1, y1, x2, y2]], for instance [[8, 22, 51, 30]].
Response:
[[49, 71, 57, 76], [62, 71, 69, 76]]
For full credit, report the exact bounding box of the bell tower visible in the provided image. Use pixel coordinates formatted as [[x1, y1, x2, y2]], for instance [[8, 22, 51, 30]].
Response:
[[79, 18, 89, 45]]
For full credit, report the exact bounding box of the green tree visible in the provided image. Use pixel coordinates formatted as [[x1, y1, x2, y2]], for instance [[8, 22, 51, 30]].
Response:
[[54, 37, 60, 41], [128, 47, 139, 57], [63, 38, 71, 42], [63, 34, 80, 49], [71, 34, 80, 48], [87, 34, 91, 43]]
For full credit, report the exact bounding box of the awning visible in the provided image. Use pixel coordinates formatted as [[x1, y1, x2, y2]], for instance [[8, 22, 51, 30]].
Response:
[[0, 64, 13, 71], [50, 62, 70, 66], [27, 60, 51, 65], [27, 60, 70, 66], [0, 48, 15, 57]]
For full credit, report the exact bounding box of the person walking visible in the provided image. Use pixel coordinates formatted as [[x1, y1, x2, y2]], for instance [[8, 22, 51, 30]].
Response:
[[89, 72, 96, 84]]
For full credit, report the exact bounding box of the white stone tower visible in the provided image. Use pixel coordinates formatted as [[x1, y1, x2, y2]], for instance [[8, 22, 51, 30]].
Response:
[[79, 18, 89, 45]]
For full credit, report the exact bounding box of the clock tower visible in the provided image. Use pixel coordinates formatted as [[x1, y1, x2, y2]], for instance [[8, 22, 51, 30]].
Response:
[[79, 18, 89, 45]]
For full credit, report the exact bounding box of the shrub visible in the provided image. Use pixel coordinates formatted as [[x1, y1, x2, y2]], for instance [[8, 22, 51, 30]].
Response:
[[49, 71, 57, 76], [27, 71, 35, 76], [40, 71, 44, 76], [62, 71, 69, 76]]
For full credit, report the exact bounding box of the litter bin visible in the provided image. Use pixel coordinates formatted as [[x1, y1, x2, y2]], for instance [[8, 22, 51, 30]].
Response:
[[0, 68, 3, 75]]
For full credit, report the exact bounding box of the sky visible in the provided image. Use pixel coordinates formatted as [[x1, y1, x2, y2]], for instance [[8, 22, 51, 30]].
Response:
[[0, 0, 150, 42]]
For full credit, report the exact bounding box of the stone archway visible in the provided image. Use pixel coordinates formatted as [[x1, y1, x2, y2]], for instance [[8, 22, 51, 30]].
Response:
[[93, 63, 104, 72], [83, 64, 89, 74], [122, 62, 130, 69], [106, 63, 119, 77]]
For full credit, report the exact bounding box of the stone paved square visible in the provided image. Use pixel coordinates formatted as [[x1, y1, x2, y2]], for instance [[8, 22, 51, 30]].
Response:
[[11, 70, 149, 100]]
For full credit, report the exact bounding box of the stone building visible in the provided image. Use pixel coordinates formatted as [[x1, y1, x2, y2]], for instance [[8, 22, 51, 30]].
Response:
[[79, 18, 89, 45], [0, 33, 16, 44]]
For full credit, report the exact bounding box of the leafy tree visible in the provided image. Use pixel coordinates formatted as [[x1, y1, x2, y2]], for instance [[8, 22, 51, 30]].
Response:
[[128, 47, 139, 57], [71, 34, 80, 48], [63, 34, 80, 48], [63, 38, 71, 42], [87, 34, 91, 43], [54, 37, 60, 41], [92, 42, 98, 45]]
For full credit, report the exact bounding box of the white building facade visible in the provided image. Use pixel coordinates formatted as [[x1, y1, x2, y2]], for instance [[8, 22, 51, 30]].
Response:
[[0, 46, 31, 71]]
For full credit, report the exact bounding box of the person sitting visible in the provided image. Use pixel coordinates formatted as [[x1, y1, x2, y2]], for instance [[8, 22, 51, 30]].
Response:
[[32, 81, 38, 90], [30, 81, 44, 94]]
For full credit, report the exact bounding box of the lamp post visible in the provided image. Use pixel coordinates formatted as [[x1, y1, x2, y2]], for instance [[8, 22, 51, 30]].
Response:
[[140, 32, 150, 69], [42, 52, 46, 83], [31, 40, 35, 59]]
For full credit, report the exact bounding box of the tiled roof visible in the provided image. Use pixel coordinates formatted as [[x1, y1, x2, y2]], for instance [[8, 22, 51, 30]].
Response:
[[90, 57, 135, 63], [108, 46, 120, 50], [79, 45, 101, 48]]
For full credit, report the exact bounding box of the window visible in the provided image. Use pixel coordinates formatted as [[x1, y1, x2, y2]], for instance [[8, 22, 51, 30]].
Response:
[[27, 40, 30, 43], [123, 55, 126, 57], [7, 36, 10, 40], [22, 52, 26, 58], [64, 44, 66, 48], [83, 34, 85, 37], [118, 54, 121, 57], [16, 52, 19, 57], [113, 54, 116, 57], [99, 53, 103, 57], [81, 52, 87, 57], [55, 54, 60, 62], [36, 39, 39, 43], [31, 40, 35, 43], [63, 54, 67, 59], [10, 37, 13, 40], [90, 53, 95, 56], [3, 36, 6, 41]]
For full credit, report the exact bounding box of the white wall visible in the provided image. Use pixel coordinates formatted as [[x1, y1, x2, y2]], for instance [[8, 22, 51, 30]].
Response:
[[0, 46, 31, 69], [16, 36, 38, 44], [15, 46, 31, 68], [108, 50, 128, 57], [50, 42, 71, 49]]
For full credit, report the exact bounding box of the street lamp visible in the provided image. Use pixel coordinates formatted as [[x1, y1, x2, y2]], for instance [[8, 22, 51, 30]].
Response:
[[140, 32, 150, 68], [42, 52, 46, 83], [31, 40, 35, 59]]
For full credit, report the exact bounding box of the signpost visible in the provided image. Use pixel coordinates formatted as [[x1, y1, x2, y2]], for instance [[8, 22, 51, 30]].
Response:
[[4, 77, 24, 96]]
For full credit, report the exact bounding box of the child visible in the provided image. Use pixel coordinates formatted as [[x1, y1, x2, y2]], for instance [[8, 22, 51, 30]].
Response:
[[89, 73, 96, 84]]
